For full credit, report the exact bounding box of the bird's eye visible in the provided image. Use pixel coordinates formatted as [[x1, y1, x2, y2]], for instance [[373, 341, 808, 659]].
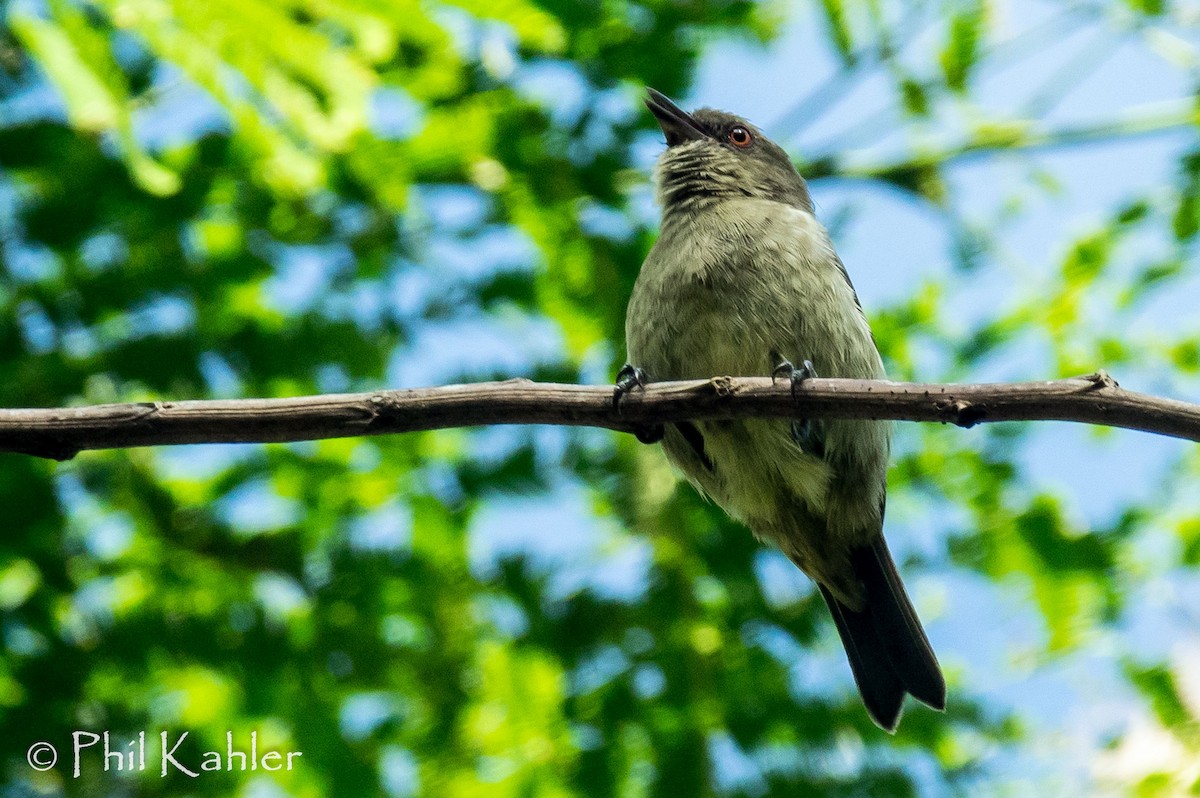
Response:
[[728, 126, 753, 148]]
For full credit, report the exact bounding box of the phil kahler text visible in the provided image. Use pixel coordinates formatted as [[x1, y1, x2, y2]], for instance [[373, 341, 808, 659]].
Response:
[[58, 731, 301, 777]]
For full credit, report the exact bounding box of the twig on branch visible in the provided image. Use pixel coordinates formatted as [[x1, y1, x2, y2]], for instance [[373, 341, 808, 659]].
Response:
[[1, 371, 1197, 462]]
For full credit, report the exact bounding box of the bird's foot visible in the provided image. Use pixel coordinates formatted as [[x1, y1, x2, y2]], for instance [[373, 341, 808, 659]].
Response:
[[614, 364, 664, 444], [614, 364, 649, 409], [772, 357, 822, 455], [771, 357, 817, 402]]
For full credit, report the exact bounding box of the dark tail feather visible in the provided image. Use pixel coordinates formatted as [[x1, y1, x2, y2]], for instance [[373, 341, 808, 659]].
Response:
[[819, 537, 945, 731], [819, 584, 906, 730]]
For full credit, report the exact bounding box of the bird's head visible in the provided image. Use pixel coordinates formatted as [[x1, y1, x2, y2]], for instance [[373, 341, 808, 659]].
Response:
[[644, 88, 812, 215]]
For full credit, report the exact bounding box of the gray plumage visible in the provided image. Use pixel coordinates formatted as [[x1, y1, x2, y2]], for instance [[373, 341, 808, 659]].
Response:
[[624, 89, 945, 731]]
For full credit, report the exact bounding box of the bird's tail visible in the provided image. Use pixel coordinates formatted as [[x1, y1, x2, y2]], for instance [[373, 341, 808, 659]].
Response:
[[818, 536, 945, 731]]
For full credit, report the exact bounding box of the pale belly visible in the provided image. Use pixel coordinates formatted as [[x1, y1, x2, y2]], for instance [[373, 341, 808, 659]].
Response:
[[622, 200, 890, 594]]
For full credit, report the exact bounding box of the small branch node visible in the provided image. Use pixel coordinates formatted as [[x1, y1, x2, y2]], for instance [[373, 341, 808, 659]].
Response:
[[939, 398, 987, 428], [710, 376, 735, 397], [1081, 370, 1120, 391]]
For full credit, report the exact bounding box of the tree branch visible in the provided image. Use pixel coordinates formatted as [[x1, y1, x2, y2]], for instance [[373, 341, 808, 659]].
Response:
[[2, 372, 1198, 462], [827, 100, 1196, 181]]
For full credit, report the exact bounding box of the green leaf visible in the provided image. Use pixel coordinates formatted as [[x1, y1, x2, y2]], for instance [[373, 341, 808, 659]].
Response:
[[940, 3, 986, 92], [1125, 663, 1190, 731], [10, 8, 121, 131], [1061, 230, 1113, 285], [818, 0, 855, 64], [1125, 0, 1165, 15], [900, 76, 930, 117], [1171, 339, 1200, 373], [1172, 152, 1200, 240]]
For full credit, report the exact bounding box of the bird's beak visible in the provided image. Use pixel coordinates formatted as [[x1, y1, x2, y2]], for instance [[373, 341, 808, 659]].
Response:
[[645, 88, 707, 146]]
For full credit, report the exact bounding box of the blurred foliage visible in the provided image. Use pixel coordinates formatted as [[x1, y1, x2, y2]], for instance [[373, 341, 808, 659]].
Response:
[[1, 0, 1200, 796]]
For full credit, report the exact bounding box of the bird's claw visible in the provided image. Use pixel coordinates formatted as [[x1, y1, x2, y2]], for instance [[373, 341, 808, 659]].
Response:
[[614, 364, 649, 410], [771, 358, 817, 402], [614, 364, 664, 444]]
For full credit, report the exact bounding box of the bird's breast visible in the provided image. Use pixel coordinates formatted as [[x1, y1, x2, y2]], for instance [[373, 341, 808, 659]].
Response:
[[627, 201, 878, 383]]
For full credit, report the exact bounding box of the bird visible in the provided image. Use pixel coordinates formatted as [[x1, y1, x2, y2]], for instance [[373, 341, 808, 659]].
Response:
[[617, 88, 945, 731]]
